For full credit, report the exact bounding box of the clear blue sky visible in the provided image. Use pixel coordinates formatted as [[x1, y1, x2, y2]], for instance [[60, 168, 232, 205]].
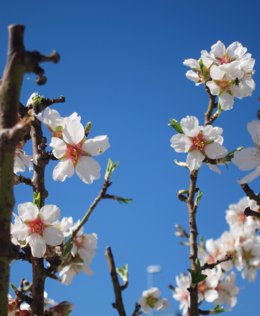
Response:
[[1, 1, 260, 315]]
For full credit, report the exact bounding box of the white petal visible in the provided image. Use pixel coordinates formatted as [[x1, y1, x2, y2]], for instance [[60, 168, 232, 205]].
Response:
[[206, 81, 219, 96], [50, 137, 67, 159], [82, 264, 94, 276], [232, 148, 260, 170], [239, 165, 260, 184], [227, 41, 247, 59], [219, 92, 234, 110], [181, 116, 201, 137], [205, 142, 227, 159], [183, 58, 199, 69], [76, 157, 101, 184], [204, 289, 219, 302], [18, 202, 39, 221], [11, 223, 29, 241], [210, 65, 225, 80], [187, 150, 204, 170], [185, 70, 200, 84], [40, 205, 60, 224], [170, 134, 191, 153], [52, 159, 75, 182], [27, 234, 46, 258], [247, 120, 260, 146], [43, 227, 64, 246], [203, 125, 223, 142], [211, 41, 225, 58], [83, 135, 110, 156], [63, 119, 85, 145]]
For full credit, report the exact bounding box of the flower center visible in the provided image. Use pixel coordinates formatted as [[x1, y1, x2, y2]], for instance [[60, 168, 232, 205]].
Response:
[[219, 54, 232, 64], [27, 218, 45, 235], [146, 296, 158, 308], [215, 79, 231, 91], [191, 132, 206, 151], [238, 212, 246, 223], [198, 281, 207, 294], [66, 144, 83, 165]]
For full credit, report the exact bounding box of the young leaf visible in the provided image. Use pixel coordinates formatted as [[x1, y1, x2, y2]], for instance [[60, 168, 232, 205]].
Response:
[[33, 192, 41, 208], [116, 264, 128, 284], [169, 119, 184, 134]]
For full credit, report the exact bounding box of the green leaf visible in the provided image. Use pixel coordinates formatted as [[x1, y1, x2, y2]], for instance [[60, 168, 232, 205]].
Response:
[[33, 192, 41, 208], [195, 190, 203, 206], [114, 196, 133, 204], [106, 158, 119, 178], [210, 305, 226, 314], [116, 264, 128, 284], [169, 119, 184, 134], [10, 283, 18, 293], [188, 258, 207, 284]]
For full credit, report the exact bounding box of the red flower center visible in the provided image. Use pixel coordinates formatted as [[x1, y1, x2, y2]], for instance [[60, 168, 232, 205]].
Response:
[[27, 218, 45, 235], [66, 144, 83, 165], [191, 133, 206, 151]]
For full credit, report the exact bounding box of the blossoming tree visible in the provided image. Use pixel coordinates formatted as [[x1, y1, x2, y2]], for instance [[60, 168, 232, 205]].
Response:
[[0, 25, 259, 316]]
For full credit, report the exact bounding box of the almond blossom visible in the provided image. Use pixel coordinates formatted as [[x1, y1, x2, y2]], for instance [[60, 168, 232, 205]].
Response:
[[226, 197, 260, 234], [50, 116, 110, 184], [170, 116, 227, 170], [59, 262, 94, 285], [232, 120, 260, 183], [197, 268, 222, 303], [14, 147, 32, 174], [173, 274, 190, 315], [11, 202, 64, 258], [139, 287, 169, 313]]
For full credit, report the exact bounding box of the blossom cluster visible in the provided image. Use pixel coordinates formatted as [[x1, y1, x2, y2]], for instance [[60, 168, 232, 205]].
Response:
[[11, 202, 97, 285], [139, 287, 169, 313], [173, 196, 260, 315], [184, 41, 255, 110]]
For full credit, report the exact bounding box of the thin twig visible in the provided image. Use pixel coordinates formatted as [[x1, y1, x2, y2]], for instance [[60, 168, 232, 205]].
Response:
[[14, 174, 33, 187], [245, 207, 260, 218], [105, 247, 127, 316], [201, 254, 232, 270], [241, 183, 260, 205]]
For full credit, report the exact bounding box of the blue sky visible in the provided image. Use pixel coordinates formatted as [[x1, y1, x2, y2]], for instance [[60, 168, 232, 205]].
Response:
[[1, 1, 260, 315]]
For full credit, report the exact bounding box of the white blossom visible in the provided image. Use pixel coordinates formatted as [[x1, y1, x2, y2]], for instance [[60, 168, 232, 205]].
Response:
[[197, 268, 222, 303], [14, 147, 32, 174], [226, 197, 260, 234], [139, 287, 169, 313], [173, 274, 190, 315], [170, 116, 227, 170], [50, 115, 110, 184], [59, 262, 93, 285], [11, 202, 64, 258], [233, 120, 260, 183]]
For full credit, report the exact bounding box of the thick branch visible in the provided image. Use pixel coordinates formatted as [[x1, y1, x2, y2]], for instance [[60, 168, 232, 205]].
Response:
[[105, 247, 127, 316], [187, 170, 199, 316], [245, 207, 260, 218], [241, 183, 260, 205]]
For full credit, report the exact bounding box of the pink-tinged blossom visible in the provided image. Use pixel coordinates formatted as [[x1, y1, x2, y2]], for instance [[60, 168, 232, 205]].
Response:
[[214, 272, 239, 309], [226, 197, 260, 235], [197, 268, 222, 303], [173, 274, 190, 315], [184, 41, 255, 110], [139, 287, 169, 314], [11, 202, 64, 258], [170, 116, 227, 170], [236, 235, 260, 281], [14, 147, 32, 174], [59, 262, 93, 285], [233, 120, 260, 183], [50, 116, 110, 184]]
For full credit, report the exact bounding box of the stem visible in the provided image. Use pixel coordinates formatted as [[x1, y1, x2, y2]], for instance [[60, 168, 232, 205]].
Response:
[[187, 169, 199, 316], [30, 119, 48, 316], [0, 25, 25, 316], [105, 247, 127, 316]]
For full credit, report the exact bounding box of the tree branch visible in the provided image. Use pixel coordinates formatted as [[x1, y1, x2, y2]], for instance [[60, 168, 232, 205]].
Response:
[[105, 247, 127, 316]]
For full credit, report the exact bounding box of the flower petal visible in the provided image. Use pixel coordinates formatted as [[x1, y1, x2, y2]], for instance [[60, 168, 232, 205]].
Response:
[[170, 134, 191, 153], [219, 92, 234, 110], [232, 148, 260, 170], [205, 142, 227, 159], [83, 135, 110, 156], [181, 116, 201, 137], [76, 157, 101, 184], [63, 119, 85, 145], [40, 205, 60, 224], [247, 120, 260, 147], [186, 150, 204, 170], [18, 202, 39, 221], [239, 165, 260, 184], [43, 226, 64, 246], [27, 234, 46, 258], [53, 159, 75, 182], [50, 137, 67, 159], [211, 41, 225, 58]]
